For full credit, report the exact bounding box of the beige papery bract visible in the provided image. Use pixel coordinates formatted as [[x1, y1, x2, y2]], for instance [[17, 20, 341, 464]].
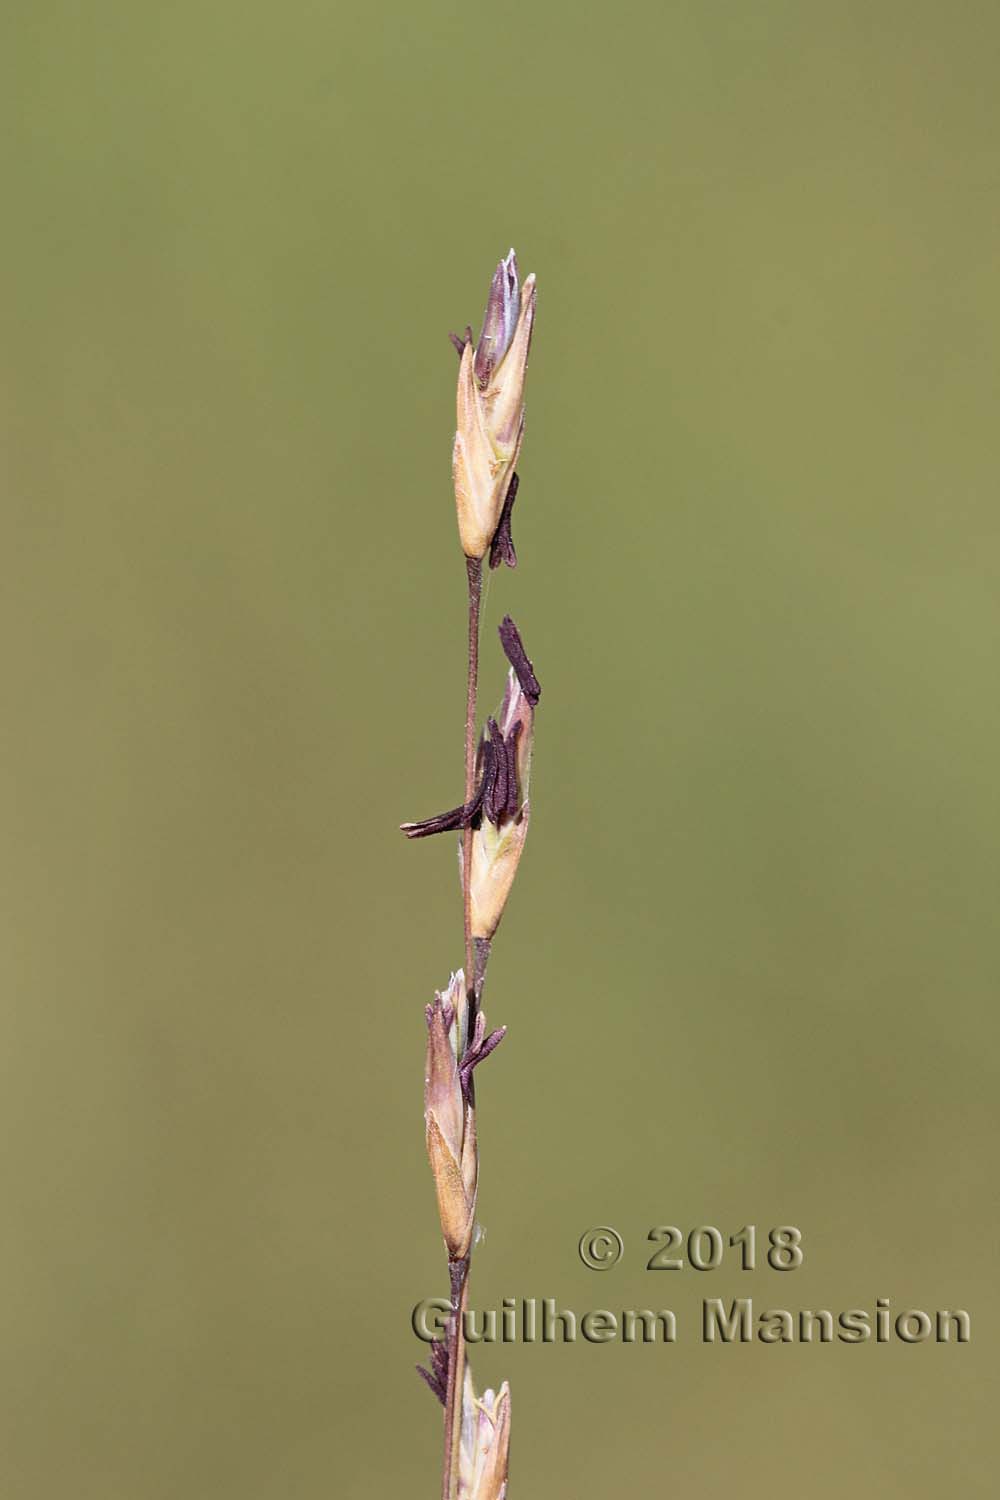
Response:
[[458, 1372, 511, 1500], [452, 251, 536, 560], [424, 973, 478, 1261]]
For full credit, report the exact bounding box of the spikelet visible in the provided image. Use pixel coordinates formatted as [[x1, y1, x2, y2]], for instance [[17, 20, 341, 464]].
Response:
[[458, 1369, 511, 1500], [452, 251, 536, 560], [424, 973, 478, 1260], [468, 618, 540, 940]]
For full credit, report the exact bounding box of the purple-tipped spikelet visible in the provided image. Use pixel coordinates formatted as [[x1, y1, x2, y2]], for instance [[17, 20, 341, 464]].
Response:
[[424, 973, 505, 1261], [401, 616, 540, 945], [452, 251, 536, 561]]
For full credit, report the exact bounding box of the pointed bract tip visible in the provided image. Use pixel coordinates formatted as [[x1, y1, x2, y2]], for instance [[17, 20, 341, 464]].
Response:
[[475, 251, 521, 385]]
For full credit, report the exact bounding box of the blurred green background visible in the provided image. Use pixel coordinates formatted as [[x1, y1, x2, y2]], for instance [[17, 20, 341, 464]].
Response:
[[2, 2, 997, 1495]]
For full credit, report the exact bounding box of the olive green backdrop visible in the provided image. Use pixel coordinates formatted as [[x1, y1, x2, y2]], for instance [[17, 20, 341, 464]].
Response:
[[2, 2, 997, 1495]]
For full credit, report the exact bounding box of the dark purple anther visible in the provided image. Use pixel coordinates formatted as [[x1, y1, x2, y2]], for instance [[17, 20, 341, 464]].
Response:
[[488, 471, 519, 571], [485, 718, 508, 824], [459, 1012, 507, 1102], [503, 722, 521, 817], [416, 1338, 449, 1406], [449, 324, 474, 359], [498, 616, 541, 707], [401, 742, 495, 839]]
